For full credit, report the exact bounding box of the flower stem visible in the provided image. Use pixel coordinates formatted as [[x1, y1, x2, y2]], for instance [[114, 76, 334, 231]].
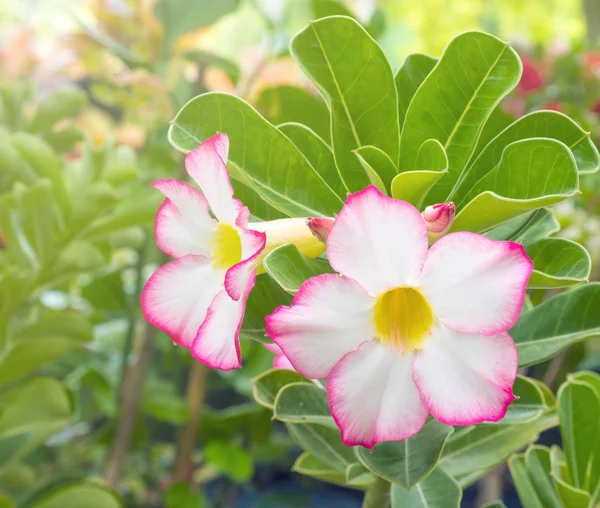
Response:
[[171, 362, 210, 482], [362, 477, 391, 508]]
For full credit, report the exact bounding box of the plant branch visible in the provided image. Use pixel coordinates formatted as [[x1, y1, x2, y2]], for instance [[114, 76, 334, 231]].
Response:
[[171, 361, 210, 483]]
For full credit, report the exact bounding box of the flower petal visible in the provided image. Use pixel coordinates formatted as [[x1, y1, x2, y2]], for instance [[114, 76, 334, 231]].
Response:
[[265, 274, 374, 379], [152, 179, 217, 257], [184, 133, 243, 224], [140, 255, 222, 347], [327, 186, 428, 295], [224, 228, 266, 301], [412, 325, 518, 425], [191, 271, 256, 370], [328, 341, 429, 448], [264, 344, 295, 371], [417, 232, 533, 335]]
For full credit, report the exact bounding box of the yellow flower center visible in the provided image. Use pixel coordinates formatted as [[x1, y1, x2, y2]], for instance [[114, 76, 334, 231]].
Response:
[[373, 287, 434, 352], [211, 223, 242, 270]]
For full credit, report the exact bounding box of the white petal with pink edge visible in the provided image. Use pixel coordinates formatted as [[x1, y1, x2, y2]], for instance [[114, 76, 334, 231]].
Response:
[[224, 228, 266, 301], [184, 133, 242, 224], [327, 186, 428, 295], [191, 272, 255, 370], [140, 255, 222, 348], [152, 179, 217, 257], [328, 341, 429, 448], [412, 324, 518, 426], [417, 232, 533, 335], [265, 274, 374, 380]]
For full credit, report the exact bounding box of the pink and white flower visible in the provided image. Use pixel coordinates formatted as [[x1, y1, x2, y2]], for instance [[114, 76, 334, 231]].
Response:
[[264, 343, 295, 371], [265, 185, 533, 448], [141, 133, 266, 370]]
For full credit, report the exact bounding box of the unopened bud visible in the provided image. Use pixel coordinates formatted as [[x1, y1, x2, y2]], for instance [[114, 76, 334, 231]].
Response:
[[307, 217, 334, 243], [422, 203, 455, 242]]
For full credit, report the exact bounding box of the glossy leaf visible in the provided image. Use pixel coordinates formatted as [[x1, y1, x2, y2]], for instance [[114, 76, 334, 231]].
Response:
[[273, 382, 332, 425], [252, 369, 310, 409], [312, 0, 355, 19], [399, 31, 521, 204], [263, 244, 334, 294], [455, 112, 600, 205], [257, 86, 330, 142], [557, 380, 600, 489], [451, 139, 578, 233], [553, 476, 591, 508], [395, 53, 437, 130], [169, 92, 343, 217], [354, 145, 397, 193], [278, 122, 346, 198], [474, 107, 515, 156], [392, 139, 448, 208], [290, 16, 399, 192], [508, 455, 544, 508], [204, 441, 254, 482], [287, 422, 355, 473], [439, 414, 557, 477], [485, 208, 559, 242], [292, 452, 353, 489], [501, 376, 551, 425], [391, 468, 461, 508], [524, 446, 562, 508], [356, 420, 453, 488], [511, 283, 600, 367], [526, 238, 590, 289], [346, 463, 376, 487]]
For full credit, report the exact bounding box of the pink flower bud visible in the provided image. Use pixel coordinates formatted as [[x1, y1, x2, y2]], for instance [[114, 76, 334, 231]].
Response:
[[306, 217, 334, 243], [422, 203, 455, 241]]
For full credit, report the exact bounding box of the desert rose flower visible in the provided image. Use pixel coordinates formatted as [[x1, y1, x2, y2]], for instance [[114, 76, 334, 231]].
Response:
[[264, 343, 295, 371], [266, 185, 532, 448], [306, 217, 335, 243], [141, 133, 327, 370]]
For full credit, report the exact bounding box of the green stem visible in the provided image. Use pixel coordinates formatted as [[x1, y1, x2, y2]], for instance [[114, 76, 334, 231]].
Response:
[[116, 233, 147, 402], [362, 477, 391, 508]]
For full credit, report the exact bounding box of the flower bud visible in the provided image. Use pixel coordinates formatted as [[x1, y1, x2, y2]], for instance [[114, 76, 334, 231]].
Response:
[[306, 217, 334, 243], [422, 203, 455, 242]]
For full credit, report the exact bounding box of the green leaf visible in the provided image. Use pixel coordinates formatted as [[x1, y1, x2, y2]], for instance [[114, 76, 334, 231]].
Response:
[[455, 112, 600, 206], [451, 139, 578, 233], [391, 139, 448, 208], [81, 270, 127, 312], [312, 0, 355, 19], [523, 446, 562, 508], [204, 441, 254, 482], [511, 283, 600, 367], [354, 145, 397, 193], [242, 274, 292, 344], [29, 483, 122, 508], [154, 0, 239, 47], [473, 107, 514, 156], [257, 86, 330, 142], [391, 468, 462, 508], [485, 208, 559, 242], [508, 455, 544, 508], [252, 369, 310, 409], [439, 414, 557, 477], [273, 382, 332, 425], [481, 503, 507, 508], [395, 53, 437, 130], [291, 452, 352, 489], [398, 32, 521, 204], [286, 422, 355, 473], [501, 376, 550, 425], [0, 313, 92, 387], [278, 122, 346, 198], [264, 244, 334, 294], [557, 380, 600, 489], [345, 463, 376, 487], [290, 16, 399, 192], [27, 89, 87, 133], [526, 238, 590, 289], [553, 476, 591, 508], [164, 483, 207, 508], [168, 92, 343, 217], [356, 420, 453, 488]]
